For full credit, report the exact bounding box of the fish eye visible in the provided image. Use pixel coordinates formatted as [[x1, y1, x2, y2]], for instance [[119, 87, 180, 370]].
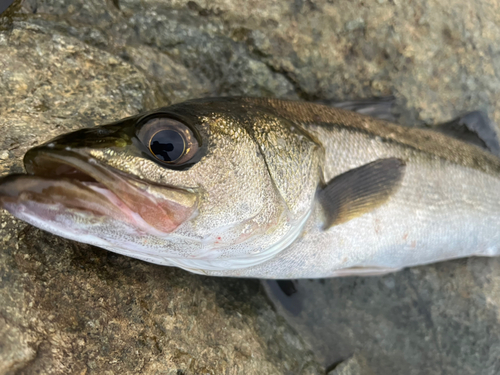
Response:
[[137, 117, 199, 165], [149, 129, 184, 162]]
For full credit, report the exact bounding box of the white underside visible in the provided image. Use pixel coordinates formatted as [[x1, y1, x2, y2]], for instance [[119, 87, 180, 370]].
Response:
[[163, 208, 312, 273]]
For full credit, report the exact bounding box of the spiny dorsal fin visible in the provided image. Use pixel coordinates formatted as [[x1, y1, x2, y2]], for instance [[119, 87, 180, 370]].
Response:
[[318, 158, 406, 229]]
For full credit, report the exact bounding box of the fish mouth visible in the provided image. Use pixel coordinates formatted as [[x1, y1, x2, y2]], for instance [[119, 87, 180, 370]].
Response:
[[0, 147, 198, 235]]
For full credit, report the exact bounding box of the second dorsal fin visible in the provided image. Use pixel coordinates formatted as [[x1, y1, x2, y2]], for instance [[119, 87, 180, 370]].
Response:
[[319, 97, 500, 157], [431, 111, 500, 157]]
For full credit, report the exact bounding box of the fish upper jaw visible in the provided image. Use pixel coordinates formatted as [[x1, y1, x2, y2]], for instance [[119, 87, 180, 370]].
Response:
[[0, 146, 199, 236]]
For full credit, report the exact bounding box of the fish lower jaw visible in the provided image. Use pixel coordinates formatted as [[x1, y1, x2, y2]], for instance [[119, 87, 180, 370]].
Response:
[[1, 198, 116, 250], [0, 196, 185, 266]]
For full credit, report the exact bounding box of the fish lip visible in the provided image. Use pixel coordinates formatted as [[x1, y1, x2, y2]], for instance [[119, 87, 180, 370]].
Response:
[[1, 146, 199, 234]]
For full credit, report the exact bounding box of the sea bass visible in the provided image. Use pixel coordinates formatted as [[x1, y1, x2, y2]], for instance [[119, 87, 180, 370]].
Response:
[[1, 97, 500, 279]]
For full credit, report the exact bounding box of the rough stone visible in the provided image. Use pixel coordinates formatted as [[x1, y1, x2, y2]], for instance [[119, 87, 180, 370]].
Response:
[[265, 259, 500, 374], [1, 0, 500, 373]]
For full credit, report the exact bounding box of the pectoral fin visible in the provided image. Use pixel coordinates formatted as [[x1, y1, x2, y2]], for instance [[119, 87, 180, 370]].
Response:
[[318, 158, 405, 229]]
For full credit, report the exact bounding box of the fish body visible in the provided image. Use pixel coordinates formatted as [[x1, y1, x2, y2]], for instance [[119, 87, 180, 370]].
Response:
[[1, 97, 499, 278]]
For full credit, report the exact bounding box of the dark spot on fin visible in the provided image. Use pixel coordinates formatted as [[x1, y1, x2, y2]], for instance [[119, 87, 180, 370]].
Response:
[[317, 96, 396, 122], [432, 111, 500, 157], [318, 158, 405, 229]]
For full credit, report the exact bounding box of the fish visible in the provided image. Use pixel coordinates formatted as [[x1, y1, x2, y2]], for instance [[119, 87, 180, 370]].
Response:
[[1, 97, 500, 279]]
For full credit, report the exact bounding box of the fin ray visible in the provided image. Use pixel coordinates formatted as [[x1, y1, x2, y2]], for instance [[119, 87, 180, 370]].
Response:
[[318, 158, 405, 229]]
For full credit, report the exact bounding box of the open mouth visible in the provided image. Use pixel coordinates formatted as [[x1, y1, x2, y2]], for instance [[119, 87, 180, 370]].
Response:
[[0, 148, 198, 234]]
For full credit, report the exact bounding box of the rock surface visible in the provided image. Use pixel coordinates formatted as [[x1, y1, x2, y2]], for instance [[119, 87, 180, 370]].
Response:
[[265, 259, 500, 375], [1, 0, 500, 374]]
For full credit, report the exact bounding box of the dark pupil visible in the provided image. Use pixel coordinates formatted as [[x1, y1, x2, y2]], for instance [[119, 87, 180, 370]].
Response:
[[150, 130, 185, 162]]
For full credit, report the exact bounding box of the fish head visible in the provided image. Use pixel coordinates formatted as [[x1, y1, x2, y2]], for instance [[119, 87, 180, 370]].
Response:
[[0, 98, 321, 273]]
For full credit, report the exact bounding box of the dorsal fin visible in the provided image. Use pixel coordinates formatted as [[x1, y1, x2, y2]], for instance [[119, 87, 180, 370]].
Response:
[[319, 98, 500, 157], [431, 111, 500, 157]]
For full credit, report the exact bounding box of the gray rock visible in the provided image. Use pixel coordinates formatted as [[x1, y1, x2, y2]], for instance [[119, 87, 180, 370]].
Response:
[[265, 260, 500, 374], [1, 0, 500, 373]]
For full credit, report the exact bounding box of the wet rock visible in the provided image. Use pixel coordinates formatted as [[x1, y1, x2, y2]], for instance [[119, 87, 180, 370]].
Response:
[[1, 0, 500, 373]]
